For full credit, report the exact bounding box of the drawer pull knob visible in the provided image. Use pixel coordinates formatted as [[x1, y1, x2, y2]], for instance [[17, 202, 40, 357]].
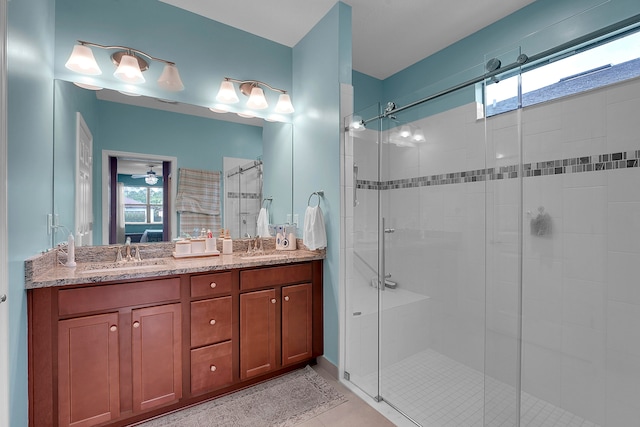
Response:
[[271, 298, 276, 304], [284, 296, 290, 302], [110, 325, 117, 332], [210, 365, 217, 372], [209, 319, 216, 326], [210, 282, 217, 289], [133, 321, 140, 328]]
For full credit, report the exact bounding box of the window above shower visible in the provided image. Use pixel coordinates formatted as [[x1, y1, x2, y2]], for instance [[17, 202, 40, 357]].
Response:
[[485, 25, 640, 117]]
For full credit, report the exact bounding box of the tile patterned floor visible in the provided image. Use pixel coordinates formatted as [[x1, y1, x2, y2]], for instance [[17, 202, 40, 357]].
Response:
[[349, 349, 600, 427]]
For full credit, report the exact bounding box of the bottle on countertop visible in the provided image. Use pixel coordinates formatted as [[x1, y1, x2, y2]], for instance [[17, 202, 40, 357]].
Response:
[[222, 228, 233, 254]]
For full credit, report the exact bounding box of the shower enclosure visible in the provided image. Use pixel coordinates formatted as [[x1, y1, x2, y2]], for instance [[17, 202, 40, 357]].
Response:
[[224, 158, 263, 238], [343, 17, 640, 427]]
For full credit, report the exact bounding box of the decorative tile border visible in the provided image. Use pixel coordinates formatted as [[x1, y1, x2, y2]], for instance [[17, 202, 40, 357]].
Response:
[[227, 192, 261, 199], [357, 150, 640, 190]]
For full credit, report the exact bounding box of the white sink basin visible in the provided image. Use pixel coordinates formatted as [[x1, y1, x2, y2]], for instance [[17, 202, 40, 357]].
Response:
[[78, 259, 167, 274]]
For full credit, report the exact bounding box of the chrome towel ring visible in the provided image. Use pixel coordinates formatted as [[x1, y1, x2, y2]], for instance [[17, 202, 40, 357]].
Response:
[[307, 191, 324, 207]]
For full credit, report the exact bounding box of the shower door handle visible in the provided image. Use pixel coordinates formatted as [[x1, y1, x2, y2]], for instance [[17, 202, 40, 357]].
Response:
[[384, 228, 395, 233], [353, 163, 359, 207]]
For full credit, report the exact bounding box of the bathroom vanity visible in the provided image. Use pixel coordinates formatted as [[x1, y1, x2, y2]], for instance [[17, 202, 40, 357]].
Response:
[[26, 244, 323, 427]]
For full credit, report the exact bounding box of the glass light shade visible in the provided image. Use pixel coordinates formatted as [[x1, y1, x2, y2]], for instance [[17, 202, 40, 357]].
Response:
[[65, 45, 102, 75], [399, 125, 411, 138], [246, 87, 268, 109], [274, 93, 294, 114], [145, 174, 158, 185], [216, 80, 239, 103], [113, 54, 145, 84], [237, 112, 255, 118], [157, 64, 184, 91]]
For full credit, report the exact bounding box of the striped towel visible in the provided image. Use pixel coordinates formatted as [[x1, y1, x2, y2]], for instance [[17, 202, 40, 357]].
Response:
[[176, 168, 221, 236]]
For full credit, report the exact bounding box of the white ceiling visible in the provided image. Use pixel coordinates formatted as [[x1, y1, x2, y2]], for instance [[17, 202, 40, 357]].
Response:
[[160, 0, 537, 80]]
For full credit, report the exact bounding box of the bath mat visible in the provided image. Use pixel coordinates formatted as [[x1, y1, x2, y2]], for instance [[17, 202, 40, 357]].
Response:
[[136, 366, 346, 427]]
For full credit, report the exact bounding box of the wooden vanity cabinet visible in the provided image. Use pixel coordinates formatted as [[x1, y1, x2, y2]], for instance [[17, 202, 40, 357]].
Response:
[[30, 277, 183, 427], [239, 263, 320, 380], [28, 260, 322, 427]]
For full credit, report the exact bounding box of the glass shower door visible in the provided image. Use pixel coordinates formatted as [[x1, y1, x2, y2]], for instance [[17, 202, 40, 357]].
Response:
[[376, 88, 489, 426], [343, 103, 382, 400]]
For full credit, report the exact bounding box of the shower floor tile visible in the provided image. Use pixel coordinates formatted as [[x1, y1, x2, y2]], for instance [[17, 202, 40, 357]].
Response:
[[351, 349, 600, 427]]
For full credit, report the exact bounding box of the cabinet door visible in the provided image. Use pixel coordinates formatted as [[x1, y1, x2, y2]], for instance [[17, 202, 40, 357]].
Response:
[[282, 283, 313, 366], [240, 289, 276, 379], [58, 313, 120, 427], [132, 303, 182, 412]]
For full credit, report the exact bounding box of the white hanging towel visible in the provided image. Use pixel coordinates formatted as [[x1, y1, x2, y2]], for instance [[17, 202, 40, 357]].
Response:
[[256, 207, 271, 237], [303, 205, 327, 250]]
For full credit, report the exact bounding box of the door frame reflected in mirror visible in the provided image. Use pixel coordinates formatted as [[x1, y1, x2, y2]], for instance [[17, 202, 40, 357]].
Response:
[[101, 150, 178, 244]]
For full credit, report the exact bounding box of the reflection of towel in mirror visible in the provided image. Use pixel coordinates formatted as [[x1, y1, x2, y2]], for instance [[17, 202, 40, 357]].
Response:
[[257, 208, 271, 237], [303, 205, 327, 250]]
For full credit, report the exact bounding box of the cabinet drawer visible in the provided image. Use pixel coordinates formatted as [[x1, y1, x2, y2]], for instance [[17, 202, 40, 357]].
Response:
[[190, 341, 233, 394], [59, 278, 181, 316], [190, 271, 233, 298], [191, 296, 232, 348], [240, 263, 312, 291]]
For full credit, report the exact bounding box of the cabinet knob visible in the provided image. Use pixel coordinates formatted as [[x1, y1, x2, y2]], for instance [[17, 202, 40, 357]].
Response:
[[210, 365, 217, 372], [284, 296, 290, 302], [209, 319, 216, 326], [271, 298, 276, 304], [133, 321, 140, 328], [210, 282, 217, 289], [110, 325, 117, 332]]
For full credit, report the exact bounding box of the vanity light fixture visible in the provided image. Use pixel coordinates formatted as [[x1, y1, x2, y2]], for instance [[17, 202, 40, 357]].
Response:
[[215, 77, 295, 114], [65, 40, 184, 91]]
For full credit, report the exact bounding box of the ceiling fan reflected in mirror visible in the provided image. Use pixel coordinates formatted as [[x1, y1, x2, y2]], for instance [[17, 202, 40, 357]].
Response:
[[132, 165, 160, 185]]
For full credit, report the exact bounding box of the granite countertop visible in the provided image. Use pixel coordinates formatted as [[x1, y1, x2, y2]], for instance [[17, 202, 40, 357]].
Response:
[[25, 240, 325, 289]]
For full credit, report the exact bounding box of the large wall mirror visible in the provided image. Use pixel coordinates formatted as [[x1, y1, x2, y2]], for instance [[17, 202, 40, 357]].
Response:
[[52, 79, 293, 247]]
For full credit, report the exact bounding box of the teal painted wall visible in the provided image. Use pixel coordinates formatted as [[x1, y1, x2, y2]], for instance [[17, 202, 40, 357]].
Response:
[[293, 2, 352, 366], [52, 80, 99, 245], [54, 0, 292, 119], [262, 122, 294, 227], [7, 0, 55, 424], [93, 100, 263, 242], [352, 70, 382, 115]]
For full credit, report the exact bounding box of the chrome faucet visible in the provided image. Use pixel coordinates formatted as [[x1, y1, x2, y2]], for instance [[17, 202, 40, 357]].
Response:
[[116, 237, 142, 262]]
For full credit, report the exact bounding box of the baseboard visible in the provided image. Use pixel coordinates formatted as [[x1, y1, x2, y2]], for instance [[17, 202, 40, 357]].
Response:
[[316, 355, 339, 380]]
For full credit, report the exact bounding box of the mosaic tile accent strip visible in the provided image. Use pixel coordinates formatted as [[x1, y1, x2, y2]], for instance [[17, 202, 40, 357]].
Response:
[[226, 192, 261, 199], [357, 150, 640, 190]]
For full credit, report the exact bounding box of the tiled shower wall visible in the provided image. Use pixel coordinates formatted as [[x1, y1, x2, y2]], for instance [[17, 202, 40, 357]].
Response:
[[349, 76, 640, 426]]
